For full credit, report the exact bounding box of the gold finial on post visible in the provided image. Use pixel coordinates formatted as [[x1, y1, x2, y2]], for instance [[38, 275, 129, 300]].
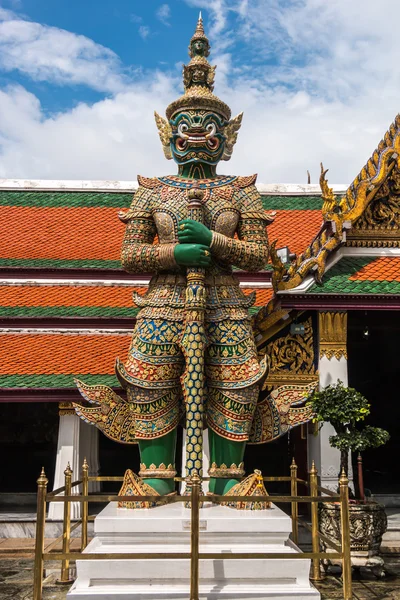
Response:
[[290, 458, 299, 545], [339, 466, 352, 599], [81, 458, 89, 551], [309, 461, 323, 581], [57, 464, 74, 585], [33, 468, 48, 600], [190, 472, 202, 600]]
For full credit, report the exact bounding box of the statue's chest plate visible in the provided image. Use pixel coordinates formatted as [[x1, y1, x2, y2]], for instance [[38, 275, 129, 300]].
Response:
[[153, 180, 240, 242]]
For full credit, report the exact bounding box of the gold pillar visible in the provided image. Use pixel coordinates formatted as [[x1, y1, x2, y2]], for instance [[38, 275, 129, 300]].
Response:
[[81, 459, 89, 551], [57, 464, 74, 585], [190, 473, 201, 600], [309, 462, 323, 581], [290, 458, 299, 546], [33, 468, 48, 600], [319, 311, 347, 360], [340, 468, 353, 599]]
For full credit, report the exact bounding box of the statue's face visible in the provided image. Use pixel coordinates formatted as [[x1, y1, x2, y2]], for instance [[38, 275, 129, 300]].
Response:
[[191, 39, 208, 57], [170, 110, 227, 167]]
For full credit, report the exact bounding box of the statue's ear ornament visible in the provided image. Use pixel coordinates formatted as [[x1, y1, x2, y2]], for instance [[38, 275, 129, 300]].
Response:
[[222, 112, 243, 161], [154, 111, 173, 160]]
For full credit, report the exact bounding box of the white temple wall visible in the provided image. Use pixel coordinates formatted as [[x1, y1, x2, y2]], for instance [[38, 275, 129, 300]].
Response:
[[48, 412, 99, 520]]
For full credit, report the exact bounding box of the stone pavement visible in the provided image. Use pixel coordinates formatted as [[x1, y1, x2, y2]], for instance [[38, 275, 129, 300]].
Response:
[[1, 550, 400, 599]]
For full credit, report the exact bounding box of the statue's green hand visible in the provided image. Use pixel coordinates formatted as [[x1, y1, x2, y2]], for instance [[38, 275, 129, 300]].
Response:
[[177, 219, 212, 246], [174, 244, 211, 267]]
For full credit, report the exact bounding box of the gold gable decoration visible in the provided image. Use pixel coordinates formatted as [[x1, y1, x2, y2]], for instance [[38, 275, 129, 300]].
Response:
[[272, 114, 400, 290], [347, 164, 400, 247]]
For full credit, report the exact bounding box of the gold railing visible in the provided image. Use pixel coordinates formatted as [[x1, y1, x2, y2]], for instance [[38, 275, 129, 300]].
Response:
[[33, 459, 352, 600]]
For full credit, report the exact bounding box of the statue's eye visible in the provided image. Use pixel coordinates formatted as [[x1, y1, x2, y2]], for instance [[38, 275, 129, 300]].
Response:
[[206, 123, 216, 136], [178, 123, 189, 133]]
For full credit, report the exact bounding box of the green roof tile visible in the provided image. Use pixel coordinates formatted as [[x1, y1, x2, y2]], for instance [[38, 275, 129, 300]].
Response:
[[306, 257, 400, 294], [0, 191, 133, 208], [0, 374, 120, 388], [261, 196, 324, 210]]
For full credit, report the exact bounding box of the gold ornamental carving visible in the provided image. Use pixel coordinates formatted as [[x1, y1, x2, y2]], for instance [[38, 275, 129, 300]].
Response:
[[266, 317, 315, 374], [319, 311, 347, 360], [347, 165, 400, 247], [58, 402, 76, 416], [261, 317, 317, 391]]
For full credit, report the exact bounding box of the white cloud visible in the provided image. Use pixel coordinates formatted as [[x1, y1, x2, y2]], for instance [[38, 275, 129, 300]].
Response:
[[156, 4, 171, 26], [138, 25, 150, 40], [0, 1, 400, 185], [0, 8, 127, 93], [0, 76, 178, 179], [130, 13, 143, 24]]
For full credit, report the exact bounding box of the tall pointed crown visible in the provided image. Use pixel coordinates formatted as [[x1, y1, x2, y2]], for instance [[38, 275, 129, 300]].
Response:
[[165, 14, 231, 121]]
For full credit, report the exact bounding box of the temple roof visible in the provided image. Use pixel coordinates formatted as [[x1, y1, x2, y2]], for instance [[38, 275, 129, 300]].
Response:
[[0, 187, 326, 272], [0, 282, 273, 321]]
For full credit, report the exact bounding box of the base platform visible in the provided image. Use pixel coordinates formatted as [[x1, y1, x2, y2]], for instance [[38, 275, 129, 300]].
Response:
[[67, 502, 320, 599]]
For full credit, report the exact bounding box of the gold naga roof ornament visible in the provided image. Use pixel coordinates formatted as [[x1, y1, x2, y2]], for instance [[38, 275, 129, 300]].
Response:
[[154, 13, 243, 162]]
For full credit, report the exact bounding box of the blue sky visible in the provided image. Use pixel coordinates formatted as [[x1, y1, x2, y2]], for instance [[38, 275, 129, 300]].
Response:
[[0, 0, 399, 183]]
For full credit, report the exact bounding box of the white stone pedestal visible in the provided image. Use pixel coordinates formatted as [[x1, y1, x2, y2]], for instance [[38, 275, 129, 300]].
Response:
[[67, 502, 320, 599]]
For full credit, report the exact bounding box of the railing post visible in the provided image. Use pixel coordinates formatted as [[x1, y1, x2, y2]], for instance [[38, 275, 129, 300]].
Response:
[[33, 467, 48, 600], [290, 458, 299, 545], [340, 468, 352, 599], [81, 458, 89, 551], [309, 461, 323, 581], [190, 473, 201, 600], [57, 463, 74, 585]]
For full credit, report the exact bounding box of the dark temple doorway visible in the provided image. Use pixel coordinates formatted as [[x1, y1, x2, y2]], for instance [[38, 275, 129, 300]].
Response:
[[348, 310, 400, 496]]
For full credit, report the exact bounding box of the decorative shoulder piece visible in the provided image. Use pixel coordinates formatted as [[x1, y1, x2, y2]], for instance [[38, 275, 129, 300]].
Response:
[[235, 174, 258, 188], [137, 175, 161, 189]]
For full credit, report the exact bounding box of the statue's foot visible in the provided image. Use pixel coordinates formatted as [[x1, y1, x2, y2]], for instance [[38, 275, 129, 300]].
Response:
[[118, 469, 176, 509], [216, 470, 271, 510]]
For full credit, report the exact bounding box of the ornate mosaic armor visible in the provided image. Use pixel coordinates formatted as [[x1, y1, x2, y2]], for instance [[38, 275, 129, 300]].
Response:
[[116, 174, 271, 443]]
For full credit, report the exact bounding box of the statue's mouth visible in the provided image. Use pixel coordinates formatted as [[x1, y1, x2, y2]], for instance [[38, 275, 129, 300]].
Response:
[[176, 130, 219, 152]]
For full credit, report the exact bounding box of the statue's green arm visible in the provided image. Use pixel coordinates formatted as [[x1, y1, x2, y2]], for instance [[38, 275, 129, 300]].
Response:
[[119, 187, 177, 273], [210, 185, 270, 272]]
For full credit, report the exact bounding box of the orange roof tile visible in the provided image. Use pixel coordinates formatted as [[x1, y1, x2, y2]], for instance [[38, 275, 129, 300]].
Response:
[[0, 206, 322, 265], [242, 287, 274, 306], [349, 257, 400, 282], [0, 285, 147, 307], [0, 207, 125, 261], [268, 210, 323, 256], [0, 284, 272, 309], [0, 334, 130, 375]]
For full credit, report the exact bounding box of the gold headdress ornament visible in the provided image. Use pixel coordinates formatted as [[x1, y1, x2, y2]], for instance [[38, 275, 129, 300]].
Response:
[[155, 13, 243, 161]]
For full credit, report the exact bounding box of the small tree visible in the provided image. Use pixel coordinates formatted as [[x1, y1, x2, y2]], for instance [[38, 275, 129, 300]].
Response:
[[307, 381, 390, 501]]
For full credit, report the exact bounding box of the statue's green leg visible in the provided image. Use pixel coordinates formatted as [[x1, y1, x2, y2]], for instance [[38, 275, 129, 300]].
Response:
[[208, 428, 246, 495], [139, 428, 177, 495]]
